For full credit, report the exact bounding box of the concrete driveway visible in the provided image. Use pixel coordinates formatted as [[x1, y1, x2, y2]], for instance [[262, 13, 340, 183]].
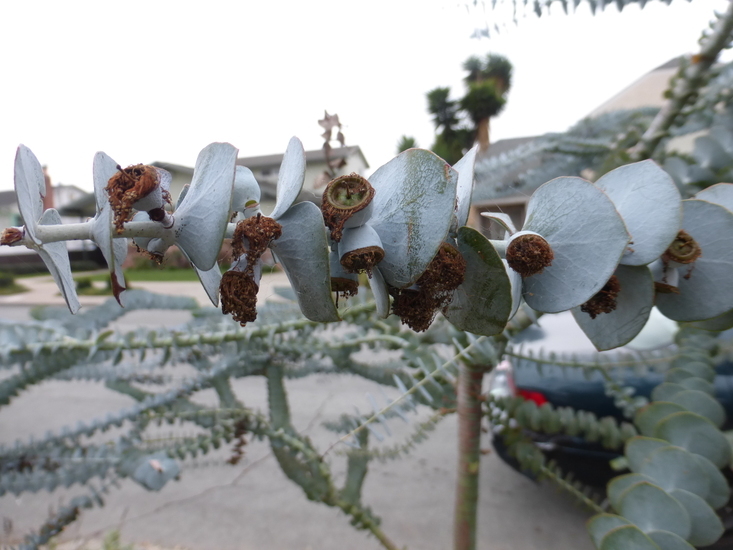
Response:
[[0, 275, 595, 550]]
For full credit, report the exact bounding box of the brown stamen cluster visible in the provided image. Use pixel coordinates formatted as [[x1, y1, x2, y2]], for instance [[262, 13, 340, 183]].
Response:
[[106, 164, 170, 233], [330, 277, 359, 307], [1, 228, 23, 246], [662, 230, 701, 265], [505, 234, 554, 278], [220, 215, 283, 326], [391, 242, 467, 332], [321, 173, 375, 242], [340, 246, 385, 276], [220, 272, 260, 325], [580, 275, 621, 319]]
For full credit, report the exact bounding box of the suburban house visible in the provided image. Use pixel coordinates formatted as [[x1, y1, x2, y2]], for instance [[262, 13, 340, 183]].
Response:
[[153, 145, 370, 215], [469, 57, 681, 238]]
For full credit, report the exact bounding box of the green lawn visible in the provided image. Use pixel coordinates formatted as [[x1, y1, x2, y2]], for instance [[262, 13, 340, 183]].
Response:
[[78, 269, 204, 282]]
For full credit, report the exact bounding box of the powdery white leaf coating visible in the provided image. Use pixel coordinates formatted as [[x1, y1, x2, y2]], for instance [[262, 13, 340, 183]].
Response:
[[269, 202, 339, 323], [452, 145, 478, 231], [594, 160, 682, 266], [338, 224, 383, 260], [443, 226, 512, 336], [572, 265, 654, 351], [175, 143, 238, 271], [521, 176, 630, 313], [37, 209, 80, 314], [692, 454, 731, 510], [270, 137, 306, 221], [14, 145, 46, 244], [656, 200, 733, 322], [617, 482, 691, 540], [607, 473, 654, 514], [695, 183, 733, 212], [654, 411, 732, 468], [178, 247, 221, 307], [505, 260, 523, 320], [369, 149, 458, 288]]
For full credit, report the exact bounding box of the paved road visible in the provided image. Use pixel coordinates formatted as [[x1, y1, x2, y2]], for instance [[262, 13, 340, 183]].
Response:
[[0, 276, 595, 550]]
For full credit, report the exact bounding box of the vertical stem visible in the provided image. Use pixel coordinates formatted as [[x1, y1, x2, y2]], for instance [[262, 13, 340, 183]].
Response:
[[453, 363, 487, 550]]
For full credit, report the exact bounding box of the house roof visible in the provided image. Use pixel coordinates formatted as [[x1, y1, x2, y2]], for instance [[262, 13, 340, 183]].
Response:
[[237, 145, 369, 170]]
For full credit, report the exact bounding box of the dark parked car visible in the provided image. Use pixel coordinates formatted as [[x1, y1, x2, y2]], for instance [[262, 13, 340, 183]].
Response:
[[488, 310, 733, 489]]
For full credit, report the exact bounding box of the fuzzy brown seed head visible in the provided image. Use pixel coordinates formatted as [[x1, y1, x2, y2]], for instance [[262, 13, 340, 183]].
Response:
[[220, 270, 259, 326], [231, 215, 283, 274], [580, 275, 621, 319], [505, 234, 554, 278], [1, 227, 23, 246], [390, 243, 467, 332], [662, 230, 701, 265], [106, 164, 170, 233], [340, 246, 385, 276], [321, 173, 375, 242]]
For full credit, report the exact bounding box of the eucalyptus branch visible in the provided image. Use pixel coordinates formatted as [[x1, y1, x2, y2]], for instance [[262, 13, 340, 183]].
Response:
[[629, 1, 733, 160]]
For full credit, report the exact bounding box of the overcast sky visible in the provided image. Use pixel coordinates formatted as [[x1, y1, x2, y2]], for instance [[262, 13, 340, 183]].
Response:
[[0, 0, 730, 193]]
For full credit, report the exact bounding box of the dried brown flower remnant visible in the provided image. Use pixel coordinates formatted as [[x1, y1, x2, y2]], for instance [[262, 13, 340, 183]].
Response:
[[654, 282, 681, 295], [106, 164, 170, 233], [221, 215, 284, 326], [220, 271, 259, 326], [662, 230, 701, 265], [231, 215, 283, 271], [1, 228, 23, 246], [321, 173, 375, 242], [331, 277, 359, 307], [580, 275, 621, 319], [340, 246, 385, 276], [505, 233, 554, 278], [391, 242, 467, 332]]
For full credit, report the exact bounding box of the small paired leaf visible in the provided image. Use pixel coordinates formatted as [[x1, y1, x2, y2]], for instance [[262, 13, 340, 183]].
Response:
[[175, 142, 238, 271], [586, 514, 631, 548], [14, 145, 45, 244], [669, 489, 724, 547], [625, 436, 669, 472], [650, 383, 686, 403], [92, 152, 127, 305], [521, 176, 629, 312], [370, 267, 390, 319], [270, 137, 306, 220], [656, 200, 733, 322], [369, 149, 458, 288], [654, 411, 732, 468], [600, 525, 661, 550], [269, 202, 339, 323], [131, 453, 180, 491], [572, 265, 653, 351], [480, 212, 516, 236], [38, 209, 80, 314], [692, 454, 730, 510], [668, 390, 726, 428], [452, 145, 478, 231], [594, 161, 681, 266], [443, 227, 512, 336], [695, 183, 733, 212], [607, 473, 653, 511], [646, 531, 695, 550], [231, 166, 261, 213], [638, 446, 709, 499], [617, 481, 691, 539], [634, 402, 685, 437]]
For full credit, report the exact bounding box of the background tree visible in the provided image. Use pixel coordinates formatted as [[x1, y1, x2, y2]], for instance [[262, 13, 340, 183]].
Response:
[[396, 135, 418, 153], [427, 54, 512, 163]]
